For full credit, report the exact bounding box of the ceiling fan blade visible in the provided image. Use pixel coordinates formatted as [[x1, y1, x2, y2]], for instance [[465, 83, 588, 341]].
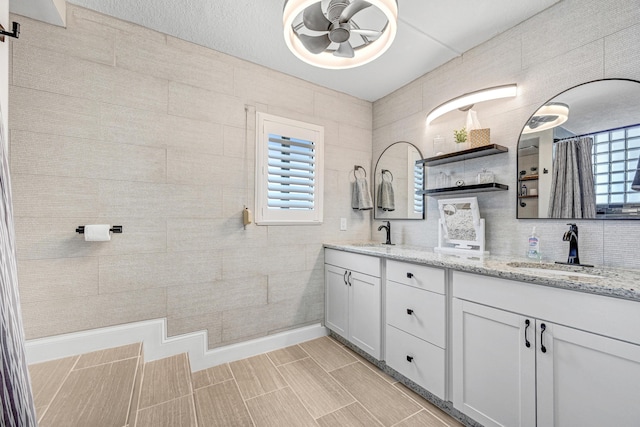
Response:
[[351, 28, 382, 39], [334, 41, 355, 58], [303, 2, 332, 31], [339, 0, 371, 23], [298, 33, 332, 54]]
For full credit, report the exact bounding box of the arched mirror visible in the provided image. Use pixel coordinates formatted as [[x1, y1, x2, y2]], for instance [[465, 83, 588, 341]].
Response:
[[373, 141, 425, 220], [517, 79, 640, 219]]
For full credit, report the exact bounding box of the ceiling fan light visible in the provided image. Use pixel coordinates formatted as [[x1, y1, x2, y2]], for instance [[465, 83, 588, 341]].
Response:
[[283, 0, 398, 70], [425, 84, 518, 126], [522, 103, 569, 134]]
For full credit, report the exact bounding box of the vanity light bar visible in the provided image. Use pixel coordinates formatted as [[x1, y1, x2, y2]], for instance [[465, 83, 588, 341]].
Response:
[[426, 84, 518, 126]]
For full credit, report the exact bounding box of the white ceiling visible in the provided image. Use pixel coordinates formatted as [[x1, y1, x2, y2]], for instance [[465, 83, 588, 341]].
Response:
[[16, 0, 560, 101]]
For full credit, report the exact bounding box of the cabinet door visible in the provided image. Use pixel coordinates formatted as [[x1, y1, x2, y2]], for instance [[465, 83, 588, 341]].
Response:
[[349, 270, 381, 359], [536, 322, 640, 427], [325, 264, 349, 338], [452, 299, 536, 427]]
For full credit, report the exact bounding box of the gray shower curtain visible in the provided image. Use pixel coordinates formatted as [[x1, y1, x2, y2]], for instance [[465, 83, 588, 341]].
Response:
[[0, 102, 38, 426], [548, 137, 596, 218]]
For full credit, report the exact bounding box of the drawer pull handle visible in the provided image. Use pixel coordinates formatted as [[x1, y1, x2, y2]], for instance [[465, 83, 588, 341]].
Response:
[[406, 309, 414, 315], [343, 270, 348, 285], [540, 323, 547, 353], [406, 272, 414, 278], [347, 271, 352, 286], [524, 319, 531, 348], [406, 355, 414, 363]]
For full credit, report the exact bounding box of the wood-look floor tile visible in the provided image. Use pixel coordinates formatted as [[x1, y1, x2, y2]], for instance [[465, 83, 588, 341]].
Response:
[[75, 343, 141, 369], [39, 358, 137, 427], [351, 352, 396, 384], [278, 357, 355, 418], [393, 383, 462, 426], [393, 410, 450, 427], [139, 353, 192, 409], [192, 363, 233, 389], [316, 402, 383, 427], [194, 379, 253, 426], [299, 337, 357, 372], [267, 344, 308, 366], [29, 355, 78, 414], [136, 395, 197, 427], [245, 387, 317, 427], [229, 353, 287, 399], [331, 363, 420, 427]]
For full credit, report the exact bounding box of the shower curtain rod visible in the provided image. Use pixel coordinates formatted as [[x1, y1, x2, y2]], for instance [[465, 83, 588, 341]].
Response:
[[553, 122, 640, 142]]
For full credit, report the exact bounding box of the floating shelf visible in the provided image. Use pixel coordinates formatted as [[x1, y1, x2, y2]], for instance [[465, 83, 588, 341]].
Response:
[[417, 144, 509, 167], [419, 182, 509, 196], [518, 195, 538, 199], [519, 175, 539, 181]]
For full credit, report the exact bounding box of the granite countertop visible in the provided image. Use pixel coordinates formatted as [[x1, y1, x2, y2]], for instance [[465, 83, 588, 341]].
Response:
[[324, 243, 640, 302]]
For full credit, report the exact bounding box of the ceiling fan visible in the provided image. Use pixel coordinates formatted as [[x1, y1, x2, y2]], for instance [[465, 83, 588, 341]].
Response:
[[283, 0, 398, 69]]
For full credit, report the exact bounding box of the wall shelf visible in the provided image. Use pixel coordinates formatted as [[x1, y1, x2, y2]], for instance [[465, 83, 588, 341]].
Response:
[[417, 144, 509, 167], [419, 182, 509, 196], [519, 194, 538, 199], [519, 175, 539, 181]]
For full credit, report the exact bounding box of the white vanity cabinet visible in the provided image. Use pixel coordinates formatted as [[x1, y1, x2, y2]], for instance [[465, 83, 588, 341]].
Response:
[[452, 271, 640, 427], [385, 260, 446, 398], [324, 249, 381, 359]]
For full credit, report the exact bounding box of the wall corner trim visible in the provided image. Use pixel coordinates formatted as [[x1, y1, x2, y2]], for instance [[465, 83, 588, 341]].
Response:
[[25, 319, 329, 371]]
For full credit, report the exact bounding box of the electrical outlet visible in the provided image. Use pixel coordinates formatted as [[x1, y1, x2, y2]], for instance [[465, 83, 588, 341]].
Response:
[[340, 218, 347, 231]]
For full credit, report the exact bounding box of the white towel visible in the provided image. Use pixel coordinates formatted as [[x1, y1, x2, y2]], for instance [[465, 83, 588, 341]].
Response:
[[377, 180, 395, 211], [352, 178, 373, 210]]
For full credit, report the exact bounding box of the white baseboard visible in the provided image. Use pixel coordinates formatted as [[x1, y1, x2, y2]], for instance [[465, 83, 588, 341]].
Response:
[[25, 319, 328, 372]]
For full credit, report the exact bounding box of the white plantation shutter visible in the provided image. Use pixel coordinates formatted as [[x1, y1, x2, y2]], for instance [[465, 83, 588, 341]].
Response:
[[256, 113, 324, 224], [414, 162, 424, 214]]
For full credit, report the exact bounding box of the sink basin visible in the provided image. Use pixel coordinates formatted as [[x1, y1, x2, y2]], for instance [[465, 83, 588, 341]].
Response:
[[506, 262, 601, 279]]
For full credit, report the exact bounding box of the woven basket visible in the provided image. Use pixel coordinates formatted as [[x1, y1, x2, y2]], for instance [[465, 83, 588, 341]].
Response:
[[469, 128, 491, 148]]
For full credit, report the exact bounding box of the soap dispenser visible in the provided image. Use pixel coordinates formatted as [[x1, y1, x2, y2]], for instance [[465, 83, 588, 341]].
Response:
[[527, 226, 540, 260]]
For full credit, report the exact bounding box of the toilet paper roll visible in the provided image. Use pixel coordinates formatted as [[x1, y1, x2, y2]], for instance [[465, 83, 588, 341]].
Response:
[[84, 224, 111, 242]]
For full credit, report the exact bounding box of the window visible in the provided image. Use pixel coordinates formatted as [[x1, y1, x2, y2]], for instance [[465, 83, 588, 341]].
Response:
[[592, 124, 640, 207], [255, 112, 324, 225]]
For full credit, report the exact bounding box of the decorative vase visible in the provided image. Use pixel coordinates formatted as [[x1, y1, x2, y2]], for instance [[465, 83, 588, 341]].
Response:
[[455, 141, 469, 151]]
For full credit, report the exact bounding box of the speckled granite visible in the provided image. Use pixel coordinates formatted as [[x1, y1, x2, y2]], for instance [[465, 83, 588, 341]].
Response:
[[324, 243, 640, 302]]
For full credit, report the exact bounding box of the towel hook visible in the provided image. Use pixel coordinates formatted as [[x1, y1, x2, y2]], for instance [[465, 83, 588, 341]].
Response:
[[381, 169, 394, 182], [353, 165, 366, 179]]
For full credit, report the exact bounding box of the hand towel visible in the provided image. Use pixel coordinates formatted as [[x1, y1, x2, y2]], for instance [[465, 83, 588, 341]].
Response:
[[377, 180, 395, 211], [352, 178, 373, 210]]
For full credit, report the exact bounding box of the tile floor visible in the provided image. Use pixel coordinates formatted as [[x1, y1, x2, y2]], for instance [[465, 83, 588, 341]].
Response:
[[29, 336, 463, 427]]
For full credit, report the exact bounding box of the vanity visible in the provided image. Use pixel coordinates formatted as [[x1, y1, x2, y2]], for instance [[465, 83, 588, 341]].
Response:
[[323, 244, 640, 427]]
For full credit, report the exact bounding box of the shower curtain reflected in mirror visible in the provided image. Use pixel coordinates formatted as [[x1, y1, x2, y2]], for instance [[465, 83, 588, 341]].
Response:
[[548, 137, 596, 218]]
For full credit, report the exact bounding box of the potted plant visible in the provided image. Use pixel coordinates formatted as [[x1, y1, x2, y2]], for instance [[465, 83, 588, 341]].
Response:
[[454, 127, 468, 151]]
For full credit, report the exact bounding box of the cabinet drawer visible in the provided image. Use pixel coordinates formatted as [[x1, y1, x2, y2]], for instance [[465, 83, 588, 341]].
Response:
[[325, 249, 380, 277], [386, 281, 445, 347], [385, 325, 445, 399], [387, 260, 445, 294]]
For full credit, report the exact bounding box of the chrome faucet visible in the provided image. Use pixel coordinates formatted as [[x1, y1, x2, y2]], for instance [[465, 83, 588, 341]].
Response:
[[378, 221, 392, 245], [562, 223, 580, 264]]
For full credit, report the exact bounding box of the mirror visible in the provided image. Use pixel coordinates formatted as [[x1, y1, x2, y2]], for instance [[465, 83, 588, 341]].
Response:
[[517, 79, 640, 219], [373, 141, 424, 219]]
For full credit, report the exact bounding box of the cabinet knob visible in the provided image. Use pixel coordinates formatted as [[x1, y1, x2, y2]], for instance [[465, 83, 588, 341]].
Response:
[[406, 272, 414, 278], [406, 355, 414, 363], [406, 309, 414, 315]]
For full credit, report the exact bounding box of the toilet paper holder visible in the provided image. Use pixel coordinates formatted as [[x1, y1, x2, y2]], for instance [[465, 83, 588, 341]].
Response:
[[76, 225, 123, 234]]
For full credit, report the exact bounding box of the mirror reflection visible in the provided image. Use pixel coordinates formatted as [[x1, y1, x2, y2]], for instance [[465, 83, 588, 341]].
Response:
[[517, 79, 640, 219], [374, 141, 424, 220]]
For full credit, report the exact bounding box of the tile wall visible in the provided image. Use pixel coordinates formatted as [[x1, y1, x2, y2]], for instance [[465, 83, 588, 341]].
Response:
[[372, 0, 640, 269], [9, 5, 372, 342]]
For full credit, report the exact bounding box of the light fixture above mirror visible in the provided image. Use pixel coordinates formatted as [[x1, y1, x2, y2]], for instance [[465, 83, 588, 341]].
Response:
[[283, 0, 398, 69], [425, 84, 518, 125]]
